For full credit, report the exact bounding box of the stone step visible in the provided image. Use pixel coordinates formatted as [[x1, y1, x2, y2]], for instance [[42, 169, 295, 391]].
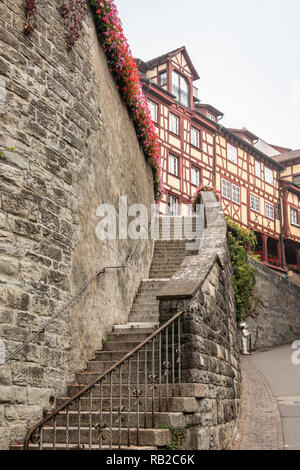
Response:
[[108, 332, 155, 343], [86, 359, 167, 373], [128, 316, 159, 323], [39, 426, 171, 447], [55, 411, 185, 428], [57, 396, 198, 413], [102, 341, 146, 352], [113, 324, 158, 333], [75, 371, 177, 385], [65, 383, 205, 399], [93, 349, 160, 362], [131, 299, 159, 307], [12, 443, 157, 451], [149, 272, 177, 278]]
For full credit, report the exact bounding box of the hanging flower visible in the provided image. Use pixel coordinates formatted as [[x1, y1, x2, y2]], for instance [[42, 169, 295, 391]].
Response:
[[89, 0, 163, 199], [191, 185, 222, 211]]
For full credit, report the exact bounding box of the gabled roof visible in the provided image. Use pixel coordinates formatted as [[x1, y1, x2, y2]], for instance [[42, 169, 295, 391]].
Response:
[[272, 149, 300, 164], [195, 103, 224, 117], [145, 46, 200, 80], [228, 127, 258, 142]]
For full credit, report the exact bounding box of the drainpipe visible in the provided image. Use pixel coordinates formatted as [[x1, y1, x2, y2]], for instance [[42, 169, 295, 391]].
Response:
[[278, 172, 287, 271]]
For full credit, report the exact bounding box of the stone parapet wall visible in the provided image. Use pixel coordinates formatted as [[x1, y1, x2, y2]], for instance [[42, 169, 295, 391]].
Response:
[[0, 1, 154, 449], [157, 192, 241, 450]]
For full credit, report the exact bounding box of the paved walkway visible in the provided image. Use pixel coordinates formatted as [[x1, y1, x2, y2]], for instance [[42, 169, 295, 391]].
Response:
[[233, 344, 300, 450]]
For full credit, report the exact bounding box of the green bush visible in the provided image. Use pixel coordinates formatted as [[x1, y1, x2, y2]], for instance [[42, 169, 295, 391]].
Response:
[[225, 217, 257, 321]]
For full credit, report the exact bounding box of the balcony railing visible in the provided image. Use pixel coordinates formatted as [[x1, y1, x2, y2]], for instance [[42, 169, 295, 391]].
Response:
[[172, 85, 190, 109]]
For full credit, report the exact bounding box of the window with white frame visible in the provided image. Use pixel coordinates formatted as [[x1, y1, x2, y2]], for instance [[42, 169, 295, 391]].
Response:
[[191, 127, 200, 148], [227, 143, 238, 164], [169, 154, 179, 176], [265, 203, 274, 220], [172, 70, 189, 108], [255, 161, 261, 178], [221, 179, 231, 200], [232, 184, 240, 204], [264, 167, 274, 185], [168, 194, 179, 216], [191, 167, 200, 186], [207, 113, 216, 122], [169, 113, 179, 135], [160, 71, 167, 87], [291, 208, 298, 226], [250, 195, 260, 213], [147, 99, 158, 123]]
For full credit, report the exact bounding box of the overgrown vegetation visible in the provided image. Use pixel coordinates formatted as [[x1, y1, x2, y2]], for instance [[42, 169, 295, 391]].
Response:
[[158, 425, 187, 450], [225, 217, 258, 322]]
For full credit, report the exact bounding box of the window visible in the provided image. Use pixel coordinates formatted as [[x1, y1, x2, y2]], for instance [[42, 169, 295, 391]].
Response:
[[221, 179, 231, 200], [264, 167, 274, 185], [168, 194, 179, 216], [227, 143, 238, 164], [207, 113, 216, 122], [255, 161, 261, 178], [265, 203, 274, 220], [191, 167, 200, 186], [250, 195, 260, 213], [169, 113, 179, 135], [232, 184, 240, 205], [172, 70, 189, 108], [191, 127, 200, 148], [291, 208, 299, 226], [294, 174, 300, 186], [147, 99, 158, 123], [160, 71, 167, 86], [169, 154, 179, 176]]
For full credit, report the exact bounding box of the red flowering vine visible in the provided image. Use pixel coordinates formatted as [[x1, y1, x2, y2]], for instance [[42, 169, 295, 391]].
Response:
[[61, 0, 88, 50], [89, 0, 163, 199], [24, 0, 37, 36], [192, 185, 222, 210]]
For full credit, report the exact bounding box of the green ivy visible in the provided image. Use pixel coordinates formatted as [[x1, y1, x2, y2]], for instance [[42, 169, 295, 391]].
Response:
[[158, 425, 187, 450], [225, 217, 257, 322]]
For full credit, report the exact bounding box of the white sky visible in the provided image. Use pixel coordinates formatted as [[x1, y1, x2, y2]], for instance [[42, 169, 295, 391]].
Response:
[[114, 0, 300, 150]]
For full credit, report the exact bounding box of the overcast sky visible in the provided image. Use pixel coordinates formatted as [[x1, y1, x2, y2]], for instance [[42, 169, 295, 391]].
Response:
[[114, 0, 300, 150]]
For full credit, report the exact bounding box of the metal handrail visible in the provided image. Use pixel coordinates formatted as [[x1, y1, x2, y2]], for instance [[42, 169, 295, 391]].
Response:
[[0, 218, 155, 367], [24, 310, 184, 450]]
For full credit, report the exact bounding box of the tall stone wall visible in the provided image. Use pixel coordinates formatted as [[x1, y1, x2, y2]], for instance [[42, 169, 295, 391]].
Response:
[[247, 259, 300, 349], [0, 1, 154, 449], [157, 192, 241, 450]]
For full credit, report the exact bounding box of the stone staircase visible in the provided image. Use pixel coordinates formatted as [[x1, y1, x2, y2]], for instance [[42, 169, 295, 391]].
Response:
[[12, 217, 203, 450]]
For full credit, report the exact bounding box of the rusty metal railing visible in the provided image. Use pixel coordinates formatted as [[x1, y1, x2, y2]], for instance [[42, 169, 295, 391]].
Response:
[[24, 310, 184, 450]]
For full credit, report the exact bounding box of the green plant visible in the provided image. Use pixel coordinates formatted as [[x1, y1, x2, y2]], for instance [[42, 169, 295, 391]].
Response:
[[226, 217, 257, 322], [103, 337, 112, 344], [158, 425, 187, 450]]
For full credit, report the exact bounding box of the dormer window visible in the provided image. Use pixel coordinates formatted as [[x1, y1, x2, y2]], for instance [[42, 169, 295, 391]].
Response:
[[159, 71, 167, 86], [172, 70, 189, 108], [207, 113, 216, 122]]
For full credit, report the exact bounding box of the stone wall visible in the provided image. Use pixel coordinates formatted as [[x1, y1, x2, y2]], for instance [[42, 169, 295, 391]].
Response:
[[247, 258, 300, 349], [0, 1, 154, 449], [157, 192, 241, 450]]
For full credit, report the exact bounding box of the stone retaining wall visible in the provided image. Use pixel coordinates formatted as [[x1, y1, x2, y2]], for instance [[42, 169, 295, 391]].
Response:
[[0, 1, 154, 449], [247, 258, 300, 349]]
